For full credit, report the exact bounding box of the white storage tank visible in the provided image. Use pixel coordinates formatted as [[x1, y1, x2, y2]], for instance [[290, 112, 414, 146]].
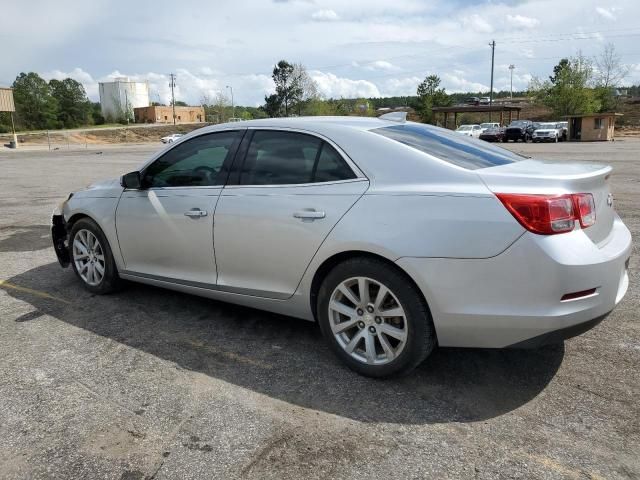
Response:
[[99, 77, 150, 122]]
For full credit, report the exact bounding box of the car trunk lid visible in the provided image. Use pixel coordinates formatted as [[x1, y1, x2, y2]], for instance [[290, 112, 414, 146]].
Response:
[[477, 159, 614, 245]]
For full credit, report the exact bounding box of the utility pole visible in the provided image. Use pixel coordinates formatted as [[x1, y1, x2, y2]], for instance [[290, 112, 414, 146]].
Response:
[[169, 73, 176, 125], [509, 64, 515, 99], [489, 40, 495, 121], [226, 85, 235, 119]]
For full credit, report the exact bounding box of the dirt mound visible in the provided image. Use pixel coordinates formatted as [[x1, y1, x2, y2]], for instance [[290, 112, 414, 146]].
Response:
[[1, 123, 209, 146]]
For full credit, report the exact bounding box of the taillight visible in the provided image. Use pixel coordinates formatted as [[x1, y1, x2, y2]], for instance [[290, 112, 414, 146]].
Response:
[[496, 193, 596, 235], [573, 193, 596, 228]]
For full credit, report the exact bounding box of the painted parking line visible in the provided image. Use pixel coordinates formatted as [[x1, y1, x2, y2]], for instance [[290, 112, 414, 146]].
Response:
[[0, 280, 72, 305]]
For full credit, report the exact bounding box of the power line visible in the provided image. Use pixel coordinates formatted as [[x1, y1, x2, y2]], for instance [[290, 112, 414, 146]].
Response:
[[493, 26, 640, 42], [219, 28, 640, 80]]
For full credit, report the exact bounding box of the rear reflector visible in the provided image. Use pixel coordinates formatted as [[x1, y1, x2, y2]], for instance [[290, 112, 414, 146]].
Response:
[[496, 193, 596, 235], [561, 288, 597, 301]]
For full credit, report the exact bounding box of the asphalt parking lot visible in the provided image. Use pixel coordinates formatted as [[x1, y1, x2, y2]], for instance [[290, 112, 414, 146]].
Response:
[[0, 139, 638, 479]]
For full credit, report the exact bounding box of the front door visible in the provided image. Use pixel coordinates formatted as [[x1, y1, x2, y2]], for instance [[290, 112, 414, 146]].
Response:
[[214, 129, 368, 298], [570, 118, 582, 140], [116, 130, 243, 284]]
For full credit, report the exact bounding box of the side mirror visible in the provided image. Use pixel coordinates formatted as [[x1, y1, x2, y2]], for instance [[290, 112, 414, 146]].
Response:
[[121, 171, 142, 189]]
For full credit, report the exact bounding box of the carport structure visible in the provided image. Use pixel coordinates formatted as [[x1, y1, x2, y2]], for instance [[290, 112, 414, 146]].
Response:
[[432, 104, 522, 129]]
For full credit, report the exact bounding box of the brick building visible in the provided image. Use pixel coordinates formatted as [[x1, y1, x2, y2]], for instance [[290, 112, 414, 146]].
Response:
[[134, 105, 205, 124]]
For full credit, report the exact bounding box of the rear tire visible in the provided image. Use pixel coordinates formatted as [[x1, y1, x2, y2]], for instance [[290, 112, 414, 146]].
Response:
[[317, 257, 436, 378], [69, 218, 122, 294]]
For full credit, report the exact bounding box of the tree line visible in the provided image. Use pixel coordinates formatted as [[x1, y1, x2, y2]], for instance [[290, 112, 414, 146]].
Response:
[[0, 72, 104, 133]]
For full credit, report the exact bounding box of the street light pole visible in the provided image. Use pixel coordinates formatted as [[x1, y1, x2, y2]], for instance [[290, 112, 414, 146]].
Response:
[[488, 40, 495, 122], [226, 85, 234, 120], [509, 64, 515, 99]]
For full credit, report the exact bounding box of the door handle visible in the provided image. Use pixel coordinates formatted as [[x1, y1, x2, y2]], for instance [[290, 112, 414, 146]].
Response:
[[184, 208, 208, 218], [293, 209, 326, 220]]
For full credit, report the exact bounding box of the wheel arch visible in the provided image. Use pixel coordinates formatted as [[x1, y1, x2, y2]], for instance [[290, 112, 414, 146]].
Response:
[[309, 250, 432, 324], [66, 212, 92, 230]]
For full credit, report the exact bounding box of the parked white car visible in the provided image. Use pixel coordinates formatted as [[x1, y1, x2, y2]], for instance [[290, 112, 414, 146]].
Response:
[[532, 123, 564, 143], [455, 124, 482, 138], [480, 122, 500, 133], [161, 133, 184, 144], [51, 115, 631, 377]]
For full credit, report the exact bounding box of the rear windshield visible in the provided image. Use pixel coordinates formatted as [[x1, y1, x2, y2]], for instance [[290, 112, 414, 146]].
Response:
[[372, 123, 523, 170]]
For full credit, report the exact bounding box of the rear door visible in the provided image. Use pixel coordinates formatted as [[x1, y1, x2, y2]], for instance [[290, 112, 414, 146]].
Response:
[[116, 130, 243, 284], [214, 129, 368, 298]]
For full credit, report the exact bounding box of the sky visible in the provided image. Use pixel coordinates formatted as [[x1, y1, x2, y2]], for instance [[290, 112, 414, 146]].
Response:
[[2, 0, 640, 106]]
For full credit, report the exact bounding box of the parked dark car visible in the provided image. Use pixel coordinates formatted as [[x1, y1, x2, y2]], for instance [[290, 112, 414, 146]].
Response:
[[504, 120, 537, 142], [479, 126, 505, 142]]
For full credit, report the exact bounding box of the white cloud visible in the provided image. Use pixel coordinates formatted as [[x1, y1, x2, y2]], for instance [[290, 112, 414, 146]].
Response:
[[311, 9, 340, 21], [595, 7, 618, 20], [380, 76, 423, 97], [39, 67, 269, 106], [310, 71, 380, 98], [461, 14, 493, 33], [441, 73, 489, 93], [359, 60, 400, 72], [41, 67, 98, 98], [506, 14, 540, 29]]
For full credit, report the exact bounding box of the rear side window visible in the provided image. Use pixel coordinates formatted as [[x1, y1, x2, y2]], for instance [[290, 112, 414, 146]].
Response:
[[313, 143, 356, 182], [372, 123, 523, 170], [239, 130, 355, 185]]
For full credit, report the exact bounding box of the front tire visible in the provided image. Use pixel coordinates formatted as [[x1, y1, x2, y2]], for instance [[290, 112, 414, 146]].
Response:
[[69, 218, 121, 294], [317, 257, 436, 378]]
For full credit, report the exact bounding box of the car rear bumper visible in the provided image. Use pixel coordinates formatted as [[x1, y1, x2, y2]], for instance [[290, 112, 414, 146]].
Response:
[[397, 215, 631, 348]]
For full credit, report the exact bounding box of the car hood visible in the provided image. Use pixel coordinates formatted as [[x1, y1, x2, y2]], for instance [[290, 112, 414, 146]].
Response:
[[73, 177, 123, 198], [534, 129, 557, 133]]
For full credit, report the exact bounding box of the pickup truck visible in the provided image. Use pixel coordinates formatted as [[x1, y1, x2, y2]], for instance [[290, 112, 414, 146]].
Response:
[[504, 120, 537, 142]]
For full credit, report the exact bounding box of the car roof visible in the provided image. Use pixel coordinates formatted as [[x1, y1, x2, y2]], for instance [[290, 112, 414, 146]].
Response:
[[194, 116, 392, 137]]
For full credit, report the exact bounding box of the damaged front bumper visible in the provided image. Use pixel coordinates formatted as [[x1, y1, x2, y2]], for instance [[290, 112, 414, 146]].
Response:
[[51, 211, 70, 268]]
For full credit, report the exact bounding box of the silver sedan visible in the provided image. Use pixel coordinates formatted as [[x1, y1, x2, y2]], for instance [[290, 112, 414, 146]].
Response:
[[51, 114, 632, 377]]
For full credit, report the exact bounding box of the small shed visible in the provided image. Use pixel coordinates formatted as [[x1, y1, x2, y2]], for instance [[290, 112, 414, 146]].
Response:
[[565, 113, 622, 142]]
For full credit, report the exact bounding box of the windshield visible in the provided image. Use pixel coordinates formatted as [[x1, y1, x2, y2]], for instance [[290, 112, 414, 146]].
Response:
[[456, 126, 471, 131], [372, 123, 524, 170], [480, 123, 495, 128], [509, 120, 527, 127], [537, 123, 556, 129]]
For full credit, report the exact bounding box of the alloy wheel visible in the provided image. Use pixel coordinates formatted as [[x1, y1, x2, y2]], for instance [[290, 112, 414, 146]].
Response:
[[72, 229, 105, 286], [328, 277, 408, 365]]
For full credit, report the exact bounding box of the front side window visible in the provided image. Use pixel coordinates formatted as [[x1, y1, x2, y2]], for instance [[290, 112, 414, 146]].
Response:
[[143, 131, 241, 187], [373, 123, 524, 170], [239, 130, 355, 185]]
